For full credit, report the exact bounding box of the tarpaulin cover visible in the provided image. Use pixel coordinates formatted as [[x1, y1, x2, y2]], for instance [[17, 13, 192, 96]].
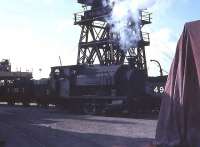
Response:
[[155, 20, 200, 147]]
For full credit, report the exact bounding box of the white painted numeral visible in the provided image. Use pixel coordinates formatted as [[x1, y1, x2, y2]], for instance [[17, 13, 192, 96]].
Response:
[[154, 86, 164, 93], [160, 87, 164, 93], [154, 86, 159, 93]]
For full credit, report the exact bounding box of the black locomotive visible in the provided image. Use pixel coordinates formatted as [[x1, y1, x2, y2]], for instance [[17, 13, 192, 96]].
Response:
[[47, 64, 167, 113]]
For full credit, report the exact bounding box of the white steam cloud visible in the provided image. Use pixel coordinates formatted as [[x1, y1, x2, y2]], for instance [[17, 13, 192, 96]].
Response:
[[103, 0, 157, 50]]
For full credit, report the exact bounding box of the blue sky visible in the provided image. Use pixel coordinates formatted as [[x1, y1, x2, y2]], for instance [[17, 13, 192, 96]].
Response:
[[146, 0, 200, 75], [0, 0, 199, 78]]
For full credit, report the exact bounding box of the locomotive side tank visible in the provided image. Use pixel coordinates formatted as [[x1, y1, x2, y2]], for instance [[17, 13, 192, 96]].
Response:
[[49, 65, 146, 97]]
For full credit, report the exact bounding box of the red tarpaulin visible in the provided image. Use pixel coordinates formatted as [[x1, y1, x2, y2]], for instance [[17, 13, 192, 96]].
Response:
[[155, 20, 200, 147]]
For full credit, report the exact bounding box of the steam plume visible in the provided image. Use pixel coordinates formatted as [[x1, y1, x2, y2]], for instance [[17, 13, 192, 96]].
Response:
[[103, 0, 157, 50]]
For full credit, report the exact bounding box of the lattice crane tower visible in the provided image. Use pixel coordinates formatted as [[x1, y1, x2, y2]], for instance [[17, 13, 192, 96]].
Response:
[[74, 0, 151, 76]]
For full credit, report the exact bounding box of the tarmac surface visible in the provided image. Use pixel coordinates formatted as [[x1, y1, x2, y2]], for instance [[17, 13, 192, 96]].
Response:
[[0, 105, 157, 147]]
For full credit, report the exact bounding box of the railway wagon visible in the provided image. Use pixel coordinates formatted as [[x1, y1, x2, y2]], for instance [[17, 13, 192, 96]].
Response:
[[0, 59, 34, 105]]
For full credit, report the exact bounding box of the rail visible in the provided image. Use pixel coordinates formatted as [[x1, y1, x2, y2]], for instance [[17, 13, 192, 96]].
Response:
[[141, 11, 152, 25], [75, 9, 152, 25], [74, 11, 84, 24], [74, 6, 110, 24]]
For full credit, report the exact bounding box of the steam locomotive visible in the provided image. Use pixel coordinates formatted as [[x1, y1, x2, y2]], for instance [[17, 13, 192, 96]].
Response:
[[47, 64, 167, 113], [0, 59, 167, 114]]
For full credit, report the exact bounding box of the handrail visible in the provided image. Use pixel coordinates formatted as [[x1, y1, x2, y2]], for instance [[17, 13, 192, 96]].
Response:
[[141, 11, 152, 24], [75, 8, 152, 25], [142, 32, 150, 42]]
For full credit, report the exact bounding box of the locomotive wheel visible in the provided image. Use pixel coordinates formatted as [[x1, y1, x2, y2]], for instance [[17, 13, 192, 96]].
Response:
[[39, 103, 49, 108], [22, 101, 30, 107], [127, 99, 140, 114], [83, 103, 97, 115], [38, 99, 49, 108], [8, 99, 15, 106]]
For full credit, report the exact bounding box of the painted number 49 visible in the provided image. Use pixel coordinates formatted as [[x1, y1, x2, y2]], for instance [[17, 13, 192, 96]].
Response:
[[154, 86, 164, 94]]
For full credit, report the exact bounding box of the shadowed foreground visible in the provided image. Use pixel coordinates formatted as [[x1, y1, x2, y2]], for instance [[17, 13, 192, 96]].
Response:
[[0, 105, 157, 147]]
